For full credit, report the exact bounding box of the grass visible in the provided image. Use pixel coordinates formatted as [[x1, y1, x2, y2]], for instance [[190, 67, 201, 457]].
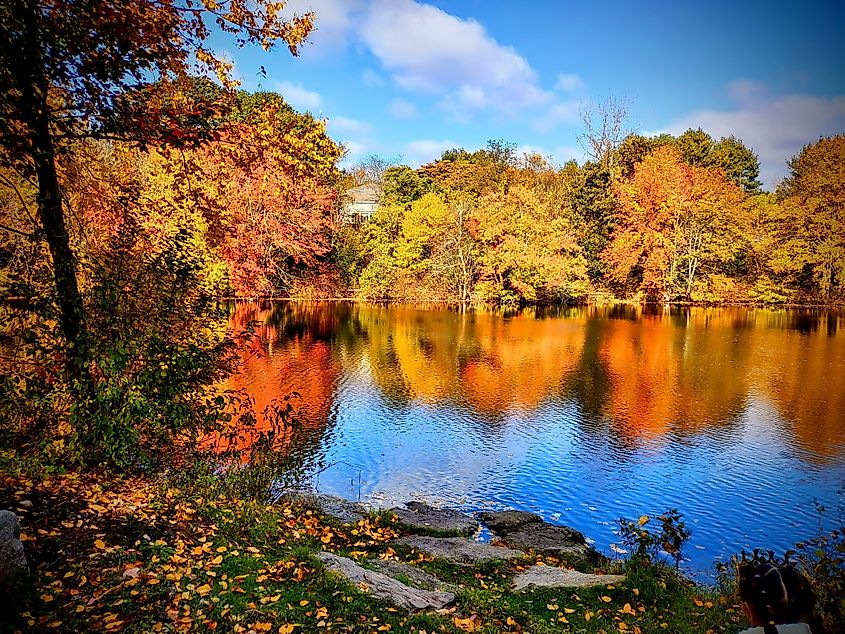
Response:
[[0, 461, 750, 633]]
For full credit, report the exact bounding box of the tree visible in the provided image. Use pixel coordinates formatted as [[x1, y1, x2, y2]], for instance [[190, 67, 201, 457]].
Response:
[[776, 135, 845, 298], [604, 146, 746, 300], [579, 97, 629, 172], [474, 184, 588, 303], [616, 134, 655, 179], [711, 136, 762, 194], [382, 165, 430, 206], [0, 0, 314, 399], [675, 128, 714, 167]]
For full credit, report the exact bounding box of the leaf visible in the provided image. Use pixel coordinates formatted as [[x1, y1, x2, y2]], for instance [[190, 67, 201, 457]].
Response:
[[94, 539, 106, 549], [210, 555, 223, 565], [196, 584, 212, 596], [638, 515, 649, 526], [601, 595, 612, 603]]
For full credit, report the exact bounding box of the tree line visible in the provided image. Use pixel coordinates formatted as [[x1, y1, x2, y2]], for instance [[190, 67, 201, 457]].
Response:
[[336, 130, 844, 306]]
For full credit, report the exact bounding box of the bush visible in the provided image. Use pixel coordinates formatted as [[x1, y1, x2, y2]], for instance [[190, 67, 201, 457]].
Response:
[[616, 508, 691, 569]]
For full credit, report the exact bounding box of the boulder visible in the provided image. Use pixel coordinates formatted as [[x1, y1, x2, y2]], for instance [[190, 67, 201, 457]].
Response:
[[498, 522, 588, 557], [0, 511, 29, 594], [395, 536, 523, 565], [367, 559, 452, 592], [513, 565, 625, 592], [478, 510, 544, 535], [390, 502, 477, 535], [317, 552, 454, 611]]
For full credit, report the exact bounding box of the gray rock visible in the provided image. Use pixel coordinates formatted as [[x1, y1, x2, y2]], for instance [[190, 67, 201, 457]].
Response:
[[367, 559, 452, 592], [499, 522, 588, 556], [317, 552, 454, 611], [278, 491, 368, 524], [478, 510, 544, 535], [390, 502, 477, 535], [513, 565, 625, 592], [0, 511, 29, 594], [395, 536, 524, 564]]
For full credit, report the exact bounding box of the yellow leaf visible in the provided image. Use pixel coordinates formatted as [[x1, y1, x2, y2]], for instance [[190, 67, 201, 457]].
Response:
[[299, 600, 309, 606], [546, 603, 558, 610], [638, 515, 649, 526], [94, 539, 106, 550], [278, 626, 295, 634], [564, 607, 575, 613], [210, 555, 223, 565], [196, 584, 212, 596], [694, 598, 704, 607], [601, 595, 612, 603]]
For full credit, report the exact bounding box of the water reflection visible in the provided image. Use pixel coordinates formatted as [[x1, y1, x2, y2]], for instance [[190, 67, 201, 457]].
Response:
[[226, 302, 845, 572]]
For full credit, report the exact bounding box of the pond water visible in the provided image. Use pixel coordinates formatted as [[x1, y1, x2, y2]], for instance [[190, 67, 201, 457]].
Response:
[[227, 302, 845, 576]]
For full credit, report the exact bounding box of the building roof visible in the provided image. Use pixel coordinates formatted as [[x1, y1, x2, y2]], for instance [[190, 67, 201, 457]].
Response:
[[345, 182, 381, 204]]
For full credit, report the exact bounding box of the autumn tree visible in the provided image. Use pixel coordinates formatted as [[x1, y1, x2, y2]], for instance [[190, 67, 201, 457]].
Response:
[[474, 183, 588, 303], [0, 0, 313, 399], [604, 146, 746, 300], [419, 141, 514, 197], [776, 135, 845, 298]]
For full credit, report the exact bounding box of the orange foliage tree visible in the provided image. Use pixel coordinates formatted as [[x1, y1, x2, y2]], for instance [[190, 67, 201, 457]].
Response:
[[604, 146, 746, 300]]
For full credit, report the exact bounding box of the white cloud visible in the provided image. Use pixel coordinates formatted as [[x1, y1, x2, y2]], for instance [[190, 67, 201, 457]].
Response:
[[555, 73, 586, 93], [275, 80, 323, 111], [389, 98, 417, 119], [283, 0, 364, 56], [362, 68, 385, 87], [665, 87, 845, 189], [358, 0, 551, 115], [533, 99, 582, 132], [327, 115, 373, 135], [403, 139, 459, 167]]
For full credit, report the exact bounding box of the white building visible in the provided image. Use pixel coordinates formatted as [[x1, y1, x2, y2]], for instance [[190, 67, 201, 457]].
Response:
[[341, 182, 381, 225]]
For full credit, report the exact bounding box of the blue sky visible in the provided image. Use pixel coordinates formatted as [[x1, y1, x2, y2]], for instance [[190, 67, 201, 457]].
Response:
[[212, 0, 845, 189]]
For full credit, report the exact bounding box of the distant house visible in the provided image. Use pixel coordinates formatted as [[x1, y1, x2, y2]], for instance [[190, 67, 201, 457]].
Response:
[[341, 182, 381, 225]]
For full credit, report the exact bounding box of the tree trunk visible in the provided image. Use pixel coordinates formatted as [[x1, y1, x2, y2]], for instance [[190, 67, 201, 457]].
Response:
[[18, 1, 94, 398]]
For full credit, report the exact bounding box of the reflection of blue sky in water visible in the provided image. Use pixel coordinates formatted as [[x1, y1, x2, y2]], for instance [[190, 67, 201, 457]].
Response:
[[231, 303, 845, 578]]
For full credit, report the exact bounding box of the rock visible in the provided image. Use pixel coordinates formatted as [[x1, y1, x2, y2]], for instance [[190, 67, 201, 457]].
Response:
[[513, 565, 625, 592], [0, 511, 29, 594], [278, 491, 368, 524], [498, 522, 588, 557], [390, 502, 477, 535], [367, 559, 452, 592], [317, 552, 454, 611], [395, 536, 523, 564], [478, 510, 544, 535]]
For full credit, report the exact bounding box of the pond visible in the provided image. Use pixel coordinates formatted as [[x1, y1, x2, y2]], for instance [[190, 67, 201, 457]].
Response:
[[227, 301, 845, 576]]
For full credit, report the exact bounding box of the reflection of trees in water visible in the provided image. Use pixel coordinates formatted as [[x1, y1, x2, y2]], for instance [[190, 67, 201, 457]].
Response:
[[226, 302, 845, 464], [225, 301, 345, 467]]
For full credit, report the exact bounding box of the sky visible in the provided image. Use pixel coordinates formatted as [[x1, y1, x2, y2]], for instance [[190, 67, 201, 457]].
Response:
[[211, 0, 845, 189]]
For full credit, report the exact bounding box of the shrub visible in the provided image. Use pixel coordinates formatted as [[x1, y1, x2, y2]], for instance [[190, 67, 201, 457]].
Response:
[[616, 508, 691, 569]]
